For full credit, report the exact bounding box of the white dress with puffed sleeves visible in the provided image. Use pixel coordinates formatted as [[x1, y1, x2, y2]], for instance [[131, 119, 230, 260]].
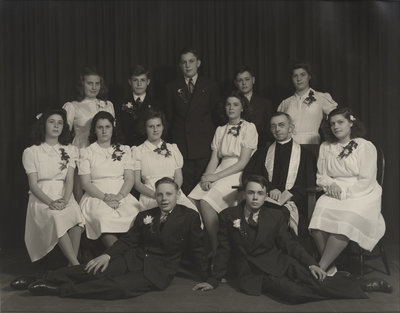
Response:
[[277, 88, 337, 144], [78, 143, 142, 239], [189, 120, 258, 213], [63, 99, 115, 148], [22, 143, 85, 262], [309, 138, 385, 251]]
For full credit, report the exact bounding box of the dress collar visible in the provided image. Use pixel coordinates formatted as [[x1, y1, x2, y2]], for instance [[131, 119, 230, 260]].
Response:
[[41, 142, 61, 153], [294, 87, 313, 100]]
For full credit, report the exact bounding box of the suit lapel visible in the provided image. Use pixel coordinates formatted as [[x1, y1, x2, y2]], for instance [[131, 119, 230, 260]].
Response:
[[251, 207, 270, 250], [159, 205, 184, 236]]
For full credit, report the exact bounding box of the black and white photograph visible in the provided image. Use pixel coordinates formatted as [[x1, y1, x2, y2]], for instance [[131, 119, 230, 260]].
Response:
[[1, 1, 399, 312]]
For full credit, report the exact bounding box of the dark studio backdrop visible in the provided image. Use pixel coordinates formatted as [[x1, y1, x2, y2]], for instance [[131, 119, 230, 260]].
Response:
[[0, 0, 399, 248]]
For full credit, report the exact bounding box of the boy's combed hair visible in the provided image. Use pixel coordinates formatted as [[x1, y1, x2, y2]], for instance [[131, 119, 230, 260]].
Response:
[[155, 177, 179, 191]]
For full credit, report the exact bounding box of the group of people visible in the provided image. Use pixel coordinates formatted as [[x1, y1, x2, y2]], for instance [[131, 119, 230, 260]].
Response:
[[10, 47, 392, 304]]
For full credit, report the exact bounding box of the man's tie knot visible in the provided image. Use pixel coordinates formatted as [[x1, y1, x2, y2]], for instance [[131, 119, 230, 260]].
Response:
[[248, 212, 258, 228], [188, 78, 194, 94]]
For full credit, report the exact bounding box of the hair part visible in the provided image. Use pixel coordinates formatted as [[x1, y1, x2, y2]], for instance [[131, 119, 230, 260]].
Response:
[[76, 66, 108, 101], [88, 111, 119, 144], [322, 107, 367, 142], [30, 107, 72, 146], [270, 111, 295, 129], [242, 174, 269, 191], [155, 177, 179, 191]]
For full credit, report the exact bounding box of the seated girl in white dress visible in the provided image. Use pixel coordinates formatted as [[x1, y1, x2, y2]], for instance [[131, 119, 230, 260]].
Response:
[[63, 66, 115, 202], [278, 63, 337, 144], [131, 110, 198, 212], [22, 108, 85, 266], [189, 91, 258, 255], [79, 111, 143, 249], [309, 107, 385, 276]]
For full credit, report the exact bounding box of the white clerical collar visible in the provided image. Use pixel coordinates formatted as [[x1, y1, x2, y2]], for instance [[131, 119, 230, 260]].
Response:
[[185, 74, 198, 85], [133, 93, 146, 102], [276, 138, 292, 145]]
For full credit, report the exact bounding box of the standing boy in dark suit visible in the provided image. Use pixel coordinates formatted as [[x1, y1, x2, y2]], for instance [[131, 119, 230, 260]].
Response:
[[26, 177, 208, 299], [234, 66, 273, 147], [120, 65, 159, 147], [193, 175, 392, 303], [165, 48, 220, 195]]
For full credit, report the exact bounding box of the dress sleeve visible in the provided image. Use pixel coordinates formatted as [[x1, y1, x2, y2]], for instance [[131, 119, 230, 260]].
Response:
[[277, 98, 289, 112], [318, 92, 338, 115], [22, 147, 37, 174], [241, 122, 258, 150], [171, 143, 183, 169], [78, 147, 91, 175], [121, 145, 134, 170], [131, 146, 142, 171], [211, 126, 223, 151], [316, 143, 335, 188], [67, 145, 78, 169], [106, 100, 115, 117], [346, 140, 378, 197], [62, 102, 75, 131]]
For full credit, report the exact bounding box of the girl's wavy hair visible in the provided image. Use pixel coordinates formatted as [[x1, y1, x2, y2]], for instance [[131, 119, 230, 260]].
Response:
[[219, 90, 250, 123], [31, 107, 72, 146], [75, 66, 108, 101], [88, 111, 119, 145], [322, 107, 367, 142], [138, 109, 168, 138]]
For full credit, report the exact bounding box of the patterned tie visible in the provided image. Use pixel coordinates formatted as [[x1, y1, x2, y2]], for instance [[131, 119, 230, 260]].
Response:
[[248, 213, 258, 228], [159, 212, 169, 231], [188, 78, 194, 94]]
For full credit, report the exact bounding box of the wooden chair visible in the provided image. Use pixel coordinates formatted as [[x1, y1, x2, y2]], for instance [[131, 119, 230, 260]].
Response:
[[307, 145, 391, 277]]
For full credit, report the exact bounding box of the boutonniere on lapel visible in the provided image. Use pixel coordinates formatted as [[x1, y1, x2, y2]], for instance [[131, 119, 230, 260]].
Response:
[[153, 141, 172, 158], [111, 144, 125, 161], [121, 101, 138, 118], [303, 90, 316, 105], [59, 147, 70, 171], [177, 88, 190, 104], [338, 139, 358, 159], [143, 215, 155, 234], [233, 218, 247, 237], [227, 121, 243, 137]]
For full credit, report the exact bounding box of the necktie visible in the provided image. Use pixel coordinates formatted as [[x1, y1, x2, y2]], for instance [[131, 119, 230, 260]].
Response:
[[159, 212, 169, 230], [136, 97, 142, 105], [188, 78, 194, 94], [248, 213, 258, 228]]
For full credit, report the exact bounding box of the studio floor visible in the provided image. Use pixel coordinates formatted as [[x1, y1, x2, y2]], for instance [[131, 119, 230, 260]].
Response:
[[1, 243, 399, 313]]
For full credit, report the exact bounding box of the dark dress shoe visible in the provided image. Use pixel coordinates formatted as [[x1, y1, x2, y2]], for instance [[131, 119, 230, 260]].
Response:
[[362, 278, 393, 293], [10, 276, 38, 290], [28, 280, 60, 296]]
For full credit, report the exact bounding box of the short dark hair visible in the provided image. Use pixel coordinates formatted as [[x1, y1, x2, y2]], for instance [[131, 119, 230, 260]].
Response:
[[179, 47, 201, 61], [322, 107, 367, 143], [76, 66, 108, 101], [88, 111, 119, 144], [128, 65, 150, 79], [155, 177, 179, 191], [242, 175, 269, 191], [139, 109, 168, 138], [270, 111, 295, 128], [31, 107, 72, 146], [291, 62, 312, 77], [234, 65, 255, 79], [220, 90, 250, 123]]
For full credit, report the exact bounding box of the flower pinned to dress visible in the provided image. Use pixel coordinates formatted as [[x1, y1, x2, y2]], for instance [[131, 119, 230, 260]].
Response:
[[122, 101, 138, 118], [59, 147, 70, 171], [36, 113, 43, 120], [227, 121, 243, 137], [338, 140, 358, 159], [143, 215, 153, 225], [303, 90, 316, 105], [111, 144, 125, 161], [233, 219, 241, 229], [154, 141, 172, 158], [349, 115, 356, 121]]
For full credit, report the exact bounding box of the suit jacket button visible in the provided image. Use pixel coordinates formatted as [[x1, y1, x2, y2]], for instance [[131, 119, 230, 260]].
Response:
[[145, 254, 148, 257]]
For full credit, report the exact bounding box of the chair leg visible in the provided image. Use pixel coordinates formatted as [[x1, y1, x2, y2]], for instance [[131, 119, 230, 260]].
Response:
[[379, 244, 391, 275]]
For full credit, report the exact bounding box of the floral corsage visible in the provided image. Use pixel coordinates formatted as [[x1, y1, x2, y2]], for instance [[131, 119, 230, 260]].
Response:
[[303, 90, 316, 105], [59, 147, 70, 171], [95, 99, 106, 110], [121, 101, 137, 117], [143, 215, 155, 233], [154, 141, 172, 158], [233, 218, 246, 236], [111, 144, 125, 161], [338, 140, 358, 159], [227, 121, 243, 137]]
